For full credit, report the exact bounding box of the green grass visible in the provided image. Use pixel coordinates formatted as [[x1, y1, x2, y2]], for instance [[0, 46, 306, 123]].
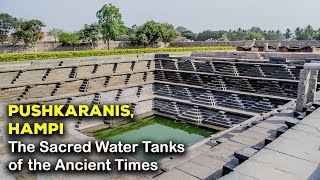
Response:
[[0, 46, 235, 62]]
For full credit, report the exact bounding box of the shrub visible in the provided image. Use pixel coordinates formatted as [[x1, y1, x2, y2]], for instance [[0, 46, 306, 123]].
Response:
[[0, 46, 235, 62]]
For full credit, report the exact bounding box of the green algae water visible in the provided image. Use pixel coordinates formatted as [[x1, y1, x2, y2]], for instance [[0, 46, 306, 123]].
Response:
[[94, 116, 217, 161]]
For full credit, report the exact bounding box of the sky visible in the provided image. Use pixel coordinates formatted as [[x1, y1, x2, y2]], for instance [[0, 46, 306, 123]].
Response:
[[0, 0, 319, 33]]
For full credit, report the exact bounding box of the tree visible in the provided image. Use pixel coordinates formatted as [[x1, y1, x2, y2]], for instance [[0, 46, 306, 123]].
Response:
[[196, 30, 227, 41], [295, 25, 317, 40], [96, 4, 126, 49], [196, 30, 215, 41], [175, 26, 198, 40], [79, 23, 101, 50], [245, 27, 266, 40], [249, 27, 263, 33], [126, 25, 136, 36], [58, 32, 80, 51], [19, 19, 45, 52], [304, 25, 317, 40], [244, 31, 265, 40], [181, 30, 197, 40], [141, 21, 163, 46], [137, 34, 148, 47], [263, 30, 285, 40], [47, 28, 62, 43], [0, 13, 18, 44], [130, 21, 163, 47], [176, 26, 188, 33], [130, 33, 149, 47], [160, 23, 180, 46], [227, 28, 247, 41], [10, 31, 23, 45], [284, 29, 293, 40], [129, 21, 178, 47], [294, 27, 304, 40], [314, 33, 320, 40]]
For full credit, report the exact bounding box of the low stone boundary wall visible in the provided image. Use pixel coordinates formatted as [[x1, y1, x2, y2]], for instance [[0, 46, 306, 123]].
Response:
[[0, 41, 165, 53]]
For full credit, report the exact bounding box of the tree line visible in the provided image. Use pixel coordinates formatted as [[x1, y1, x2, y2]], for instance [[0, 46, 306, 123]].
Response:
[[0, 4, 180, 51], [0, 13, 45, 51], [2, 3, 320, 52], [176, 26, 320, 41]]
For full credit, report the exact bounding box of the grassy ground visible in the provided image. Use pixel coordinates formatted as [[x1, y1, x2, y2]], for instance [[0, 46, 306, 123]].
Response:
[[0, 46, 234, 62], [0, 51, 193, 65]]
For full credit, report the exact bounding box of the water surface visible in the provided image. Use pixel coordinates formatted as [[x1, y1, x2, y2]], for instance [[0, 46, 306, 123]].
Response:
[[94, 116, 217, 161]]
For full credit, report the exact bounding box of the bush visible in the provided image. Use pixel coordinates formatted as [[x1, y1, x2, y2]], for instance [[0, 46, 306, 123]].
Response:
[[0, 46, 235, 62]]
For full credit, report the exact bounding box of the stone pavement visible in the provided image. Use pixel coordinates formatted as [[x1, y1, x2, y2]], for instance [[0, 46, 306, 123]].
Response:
[[150, 98, 320, 180], [221, 106, 320, 180]]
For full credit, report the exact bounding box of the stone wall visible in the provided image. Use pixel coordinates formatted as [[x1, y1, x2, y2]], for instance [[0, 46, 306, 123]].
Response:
[[0, 41, 165, 53], [3, 40, 320, 53], [191, 51, 320, 60], [170, 40, 320, 48], [0, 56, 156, 129]]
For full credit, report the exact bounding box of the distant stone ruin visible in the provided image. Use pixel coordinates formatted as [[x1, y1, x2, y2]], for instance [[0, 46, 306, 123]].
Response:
[[236, 40, 320, 53], [171, 40, 320, 53]]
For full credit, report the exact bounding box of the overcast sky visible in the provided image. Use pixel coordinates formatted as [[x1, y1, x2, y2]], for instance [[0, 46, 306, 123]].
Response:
[[1, 0, 319, 33]]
